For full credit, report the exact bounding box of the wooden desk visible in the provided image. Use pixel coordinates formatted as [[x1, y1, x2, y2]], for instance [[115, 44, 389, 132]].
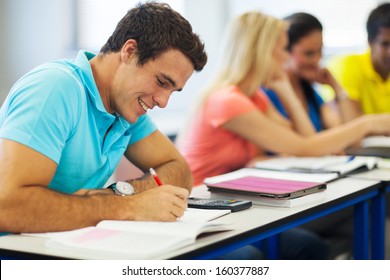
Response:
[[0, 178, 382, 260]]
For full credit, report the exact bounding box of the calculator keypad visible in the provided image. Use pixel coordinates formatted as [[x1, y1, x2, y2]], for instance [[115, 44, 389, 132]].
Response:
[[190, 199, 236, 205]]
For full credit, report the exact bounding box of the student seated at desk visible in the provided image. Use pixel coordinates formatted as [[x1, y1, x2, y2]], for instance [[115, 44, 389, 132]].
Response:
[[0, 2, 207, 233], [263, 12, 355, 131], [325, 3, 390, 119], [260, 11, 358, 258], [176, 11, 390, 260]]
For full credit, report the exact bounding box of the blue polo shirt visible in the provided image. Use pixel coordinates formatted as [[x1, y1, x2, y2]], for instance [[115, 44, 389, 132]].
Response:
[[0, 51, 157, 194]]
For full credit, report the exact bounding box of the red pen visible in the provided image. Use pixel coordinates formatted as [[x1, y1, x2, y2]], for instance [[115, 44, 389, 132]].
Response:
[[149, 167, 163, 186]]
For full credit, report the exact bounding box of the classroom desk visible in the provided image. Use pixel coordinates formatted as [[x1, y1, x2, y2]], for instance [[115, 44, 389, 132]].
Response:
[[0, 178, 382, 260], [348, 168, 390, 260]]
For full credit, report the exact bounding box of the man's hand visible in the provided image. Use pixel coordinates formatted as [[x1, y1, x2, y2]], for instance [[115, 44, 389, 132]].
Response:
[[126, 185, 189, 222], [76, 185, 189, 222]]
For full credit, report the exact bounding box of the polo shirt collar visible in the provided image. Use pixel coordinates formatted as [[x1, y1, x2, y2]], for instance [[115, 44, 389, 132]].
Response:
[[74, 50, 109, 115], [363, 50, 384, 83], [75, 50, 131, 132]]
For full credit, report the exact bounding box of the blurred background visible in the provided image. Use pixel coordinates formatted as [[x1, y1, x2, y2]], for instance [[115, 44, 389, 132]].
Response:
[[0, 0, 384, 136]]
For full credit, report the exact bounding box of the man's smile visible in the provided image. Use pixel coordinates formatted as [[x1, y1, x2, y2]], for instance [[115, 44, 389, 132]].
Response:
[[138, 97, 151, 112]]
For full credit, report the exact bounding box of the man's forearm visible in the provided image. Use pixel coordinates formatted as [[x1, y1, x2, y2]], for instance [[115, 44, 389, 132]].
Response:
[[127, 159, 193, 193], [74, 188, 113, 196], [0, 186, 127, 233]]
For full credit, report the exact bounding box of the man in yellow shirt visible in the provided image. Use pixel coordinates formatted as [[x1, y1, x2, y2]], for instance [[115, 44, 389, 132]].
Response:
[[328, 3, 390, 118]]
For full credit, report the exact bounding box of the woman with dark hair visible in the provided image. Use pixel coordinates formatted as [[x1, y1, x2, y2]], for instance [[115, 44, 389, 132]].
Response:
[[263, 12, 356, 132], [262, 13, 370, 257]]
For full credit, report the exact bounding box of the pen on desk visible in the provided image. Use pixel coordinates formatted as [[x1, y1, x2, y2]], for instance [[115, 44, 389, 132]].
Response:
[[149, 167, 163, 186], [347, 156, 356, 162]]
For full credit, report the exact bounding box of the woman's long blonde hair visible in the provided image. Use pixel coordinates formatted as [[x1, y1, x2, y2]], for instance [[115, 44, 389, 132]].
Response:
[[198, 11, 286, 105], [177, 11, 286, 144]]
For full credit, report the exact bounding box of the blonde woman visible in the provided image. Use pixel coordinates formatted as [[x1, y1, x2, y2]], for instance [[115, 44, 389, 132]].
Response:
[[177, 11, 390, 186]]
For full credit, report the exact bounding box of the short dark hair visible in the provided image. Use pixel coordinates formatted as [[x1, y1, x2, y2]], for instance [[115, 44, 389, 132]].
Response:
[[100, 1, 207, 71], [367, 3, 390, 42], [284, 12, 323, 51]]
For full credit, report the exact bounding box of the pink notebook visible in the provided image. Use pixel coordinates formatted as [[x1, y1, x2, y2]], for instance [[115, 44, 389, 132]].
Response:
[[205, 176, 326, 199]]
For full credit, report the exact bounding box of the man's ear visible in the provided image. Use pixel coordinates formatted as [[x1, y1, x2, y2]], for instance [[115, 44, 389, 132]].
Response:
[[121, 39, 138, 63]]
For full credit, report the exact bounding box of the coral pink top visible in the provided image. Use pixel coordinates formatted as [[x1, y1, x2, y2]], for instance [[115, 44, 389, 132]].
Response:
[[178, 86, 269, 185]]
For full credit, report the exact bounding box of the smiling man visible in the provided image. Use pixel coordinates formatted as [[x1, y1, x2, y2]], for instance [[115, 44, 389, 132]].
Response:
[[0, 2, 207, 233]]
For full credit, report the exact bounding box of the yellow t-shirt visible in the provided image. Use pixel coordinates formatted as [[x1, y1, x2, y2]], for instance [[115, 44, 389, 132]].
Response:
[[328, 51, 390, 114]]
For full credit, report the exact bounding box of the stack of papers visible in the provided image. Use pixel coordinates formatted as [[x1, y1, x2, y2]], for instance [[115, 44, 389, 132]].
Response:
[[361, 136, 390, 148], [255, 155, 378, 176], [347, 136, 390, 158]]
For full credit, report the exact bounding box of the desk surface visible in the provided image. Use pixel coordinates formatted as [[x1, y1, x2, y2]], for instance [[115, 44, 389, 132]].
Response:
[[0, 177, 380, 260], [348, 168, 390, 182]]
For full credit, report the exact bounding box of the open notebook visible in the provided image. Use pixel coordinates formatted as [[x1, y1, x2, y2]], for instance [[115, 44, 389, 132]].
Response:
[[23, 208, 232, 259], [255, 155, 378, 176], [204, 168, 326, 199]]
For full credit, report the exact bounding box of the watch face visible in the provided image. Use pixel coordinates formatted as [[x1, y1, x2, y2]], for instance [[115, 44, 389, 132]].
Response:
[[116, 181, 135, 196]]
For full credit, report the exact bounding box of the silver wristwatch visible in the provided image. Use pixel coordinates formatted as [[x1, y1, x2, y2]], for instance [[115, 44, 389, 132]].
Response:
[[108, 181, 135, 196]]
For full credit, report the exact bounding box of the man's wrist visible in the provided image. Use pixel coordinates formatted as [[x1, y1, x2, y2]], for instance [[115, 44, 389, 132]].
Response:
[[107, 181, 135, 196]]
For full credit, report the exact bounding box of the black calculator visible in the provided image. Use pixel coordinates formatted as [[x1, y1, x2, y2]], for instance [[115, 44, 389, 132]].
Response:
[[187, 198, 252, 212]]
